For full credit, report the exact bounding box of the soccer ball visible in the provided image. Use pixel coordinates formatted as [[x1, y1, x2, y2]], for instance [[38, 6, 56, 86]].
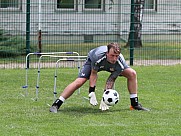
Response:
[[103, 89, 119, 106]]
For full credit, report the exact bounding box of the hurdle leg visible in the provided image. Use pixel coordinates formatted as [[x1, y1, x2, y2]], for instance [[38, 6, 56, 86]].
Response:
[[53, 60, 60, 101], [21, 68, 28, 97], [77, 66, 81, 94], [34, 70, 40, 101], [21, 53, 33, 97]]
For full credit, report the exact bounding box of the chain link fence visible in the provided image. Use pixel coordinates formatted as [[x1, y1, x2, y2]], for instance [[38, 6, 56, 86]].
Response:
[[0, 0, 180, 68]]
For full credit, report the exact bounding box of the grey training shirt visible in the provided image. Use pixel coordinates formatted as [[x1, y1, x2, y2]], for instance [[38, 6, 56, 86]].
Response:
[[88, 46, 129, 78]]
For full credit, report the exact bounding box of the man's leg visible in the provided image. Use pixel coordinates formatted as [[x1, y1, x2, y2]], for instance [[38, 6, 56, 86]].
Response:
[[50, 78, 87, 113], [121, 68, 149, 111]]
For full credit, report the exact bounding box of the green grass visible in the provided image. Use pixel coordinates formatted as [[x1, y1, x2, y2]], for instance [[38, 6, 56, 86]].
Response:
[[122, 42, 181, 60], [0, 42, 181, 64], [37, 42, 181, 60], [0, 66, 181, 136]]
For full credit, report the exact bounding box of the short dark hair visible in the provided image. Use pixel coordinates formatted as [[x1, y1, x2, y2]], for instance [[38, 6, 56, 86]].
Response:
[[107, 42, 121, 54]]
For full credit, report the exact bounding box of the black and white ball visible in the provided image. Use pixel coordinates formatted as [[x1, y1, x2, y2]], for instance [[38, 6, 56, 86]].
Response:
[[103, 89, 119, 106]]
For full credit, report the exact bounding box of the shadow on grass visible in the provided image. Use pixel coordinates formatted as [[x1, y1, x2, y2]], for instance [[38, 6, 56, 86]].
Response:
[[57, 106, 129, 116]]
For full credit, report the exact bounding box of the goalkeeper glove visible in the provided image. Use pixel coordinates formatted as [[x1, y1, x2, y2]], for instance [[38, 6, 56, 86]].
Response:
[[88, 92, 98, 106], [99, 99, 109, 111]]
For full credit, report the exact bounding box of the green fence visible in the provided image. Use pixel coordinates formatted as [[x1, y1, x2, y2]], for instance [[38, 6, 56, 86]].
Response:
[[0, 0, 181, 68]]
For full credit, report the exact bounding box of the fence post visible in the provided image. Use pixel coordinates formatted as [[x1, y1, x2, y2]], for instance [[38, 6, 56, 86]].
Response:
[[130, 0, 135, 66], [26, 0, 30, 68]]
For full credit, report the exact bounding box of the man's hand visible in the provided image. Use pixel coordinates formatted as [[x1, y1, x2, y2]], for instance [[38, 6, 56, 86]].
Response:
[[99, 99, 109, 111], [88, 92, 98, 106]]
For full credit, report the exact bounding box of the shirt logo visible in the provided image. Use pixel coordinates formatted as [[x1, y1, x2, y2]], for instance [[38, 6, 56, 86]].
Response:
[[110, 68, 114, 71], [100, 66, 104, 69], [81, 73, 85, 76]]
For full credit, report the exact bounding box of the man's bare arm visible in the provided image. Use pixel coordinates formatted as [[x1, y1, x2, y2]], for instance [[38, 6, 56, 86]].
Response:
[[88, 69, 98, 106], [105, 74, 116, 90], [89, 69, 98, 87]]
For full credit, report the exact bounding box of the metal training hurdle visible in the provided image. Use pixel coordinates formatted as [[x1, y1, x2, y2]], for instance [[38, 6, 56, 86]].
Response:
[[51, 56, 87, 101], [22, 52, 80, 98], [34, 55, 87, 101], [34, 54, 80, 100]]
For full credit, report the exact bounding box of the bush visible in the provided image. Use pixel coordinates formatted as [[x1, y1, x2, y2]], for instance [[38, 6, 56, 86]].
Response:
[[0, 29, 26, 58]]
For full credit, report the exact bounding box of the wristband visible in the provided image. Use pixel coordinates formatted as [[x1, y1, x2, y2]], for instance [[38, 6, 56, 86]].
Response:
[[89, 86, 96, 93]]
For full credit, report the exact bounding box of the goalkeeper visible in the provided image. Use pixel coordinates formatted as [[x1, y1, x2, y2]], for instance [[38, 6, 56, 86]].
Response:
[[50, 42, 149, 113]]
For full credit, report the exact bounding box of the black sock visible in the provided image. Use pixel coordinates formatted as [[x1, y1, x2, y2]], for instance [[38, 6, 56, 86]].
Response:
[[52, 99, 63, 109], [130, 97, 138, 107]]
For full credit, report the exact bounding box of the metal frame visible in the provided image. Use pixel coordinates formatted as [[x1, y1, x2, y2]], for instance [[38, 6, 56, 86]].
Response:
[[22, 52, 80, 97]]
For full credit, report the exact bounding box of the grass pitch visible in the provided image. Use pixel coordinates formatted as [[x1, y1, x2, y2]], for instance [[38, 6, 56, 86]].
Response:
[[0, 65, 180, 136]]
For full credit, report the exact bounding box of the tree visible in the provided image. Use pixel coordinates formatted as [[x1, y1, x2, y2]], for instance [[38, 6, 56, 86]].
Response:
[[125, 0, 145, 48]]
